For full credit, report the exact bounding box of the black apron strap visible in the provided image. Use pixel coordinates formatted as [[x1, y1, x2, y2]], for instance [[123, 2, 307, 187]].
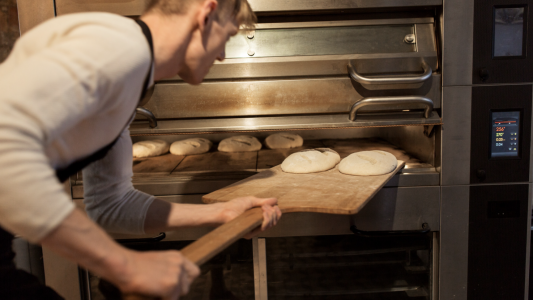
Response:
[[54, 20, 154, 182]]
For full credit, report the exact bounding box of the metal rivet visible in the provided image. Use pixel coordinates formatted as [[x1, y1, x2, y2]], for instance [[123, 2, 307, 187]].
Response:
[[247, 49, 255, 56], [247, 30, 255, 39], [404, 34, 416, 44]]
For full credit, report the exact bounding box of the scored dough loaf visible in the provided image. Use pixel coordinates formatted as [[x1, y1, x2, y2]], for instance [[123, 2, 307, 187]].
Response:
[[265, 133, 304, 149], [281, 148, 341, 174], [170, 138, 212, 155], [132, 140, 169, 158], [338, 150, 398, 176], [218, 135, 262, 152]]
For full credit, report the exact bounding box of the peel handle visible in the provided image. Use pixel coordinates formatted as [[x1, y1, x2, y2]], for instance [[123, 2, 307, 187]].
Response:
[[122, 207, 264, 300]]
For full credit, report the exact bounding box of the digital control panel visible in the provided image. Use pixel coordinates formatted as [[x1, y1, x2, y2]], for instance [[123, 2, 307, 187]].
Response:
[[491, 111, 520, 158]]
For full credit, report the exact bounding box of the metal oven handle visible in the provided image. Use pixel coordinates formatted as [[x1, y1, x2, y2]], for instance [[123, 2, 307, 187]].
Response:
[[348, 60, 432, 85], [136, 107, 158, 128], [349, 96, 434, 121]]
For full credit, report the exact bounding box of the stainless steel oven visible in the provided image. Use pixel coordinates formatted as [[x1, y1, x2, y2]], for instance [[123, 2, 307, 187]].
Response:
[[15, 0, 533, 299]]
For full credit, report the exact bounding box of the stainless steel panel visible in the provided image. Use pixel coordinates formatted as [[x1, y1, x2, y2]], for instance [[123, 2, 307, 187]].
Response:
[[260, 187, 439, 237], [440, 186, 469, 300], [144, 75, 441, 119], [226, 25, 415, 59], [16, 0, 55, 34], [415, 24, 438, 54], [129, 112, 442, 136], [55, 0, 149, 16], [349, 186, 440, 231], [442, 0, 474, 86], [253, 238, 268, 300], [248, 0, 443, 12], [441, 86, 471, 186]]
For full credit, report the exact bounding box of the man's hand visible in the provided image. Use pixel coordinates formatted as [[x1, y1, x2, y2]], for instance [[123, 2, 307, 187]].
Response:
[[116, 249, 200, 299], [217, 196, 282, 239]]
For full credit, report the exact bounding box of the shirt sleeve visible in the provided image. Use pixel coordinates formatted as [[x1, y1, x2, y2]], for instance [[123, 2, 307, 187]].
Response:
[[0, 15, 150, 242], [82, 129, 155, 234]]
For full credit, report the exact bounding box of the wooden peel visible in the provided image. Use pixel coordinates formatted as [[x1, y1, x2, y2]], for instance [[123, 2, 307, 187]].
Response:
[[124, 161, 405, 300]]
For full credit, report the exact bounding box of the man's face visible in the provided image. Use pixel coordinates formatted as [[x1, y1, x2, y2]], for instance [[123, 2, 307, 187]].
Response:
[[179, 15, 239, 84]]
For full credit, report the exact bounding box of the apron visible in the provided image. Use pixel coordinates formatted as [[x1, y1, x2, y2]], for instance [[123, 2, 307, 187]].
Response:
[[0, 19, 153, 300]]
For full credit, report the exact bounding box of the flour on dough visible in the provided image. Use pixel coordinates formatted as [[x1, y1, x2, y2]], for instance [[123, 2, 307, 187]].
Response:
[[170, 138, 212, 155], [132, 140, 169, 158], [281, 148, 340, 173], [265, 133, 304, 149], [338, 150, 397, 176], [218, 136, 262, 152]]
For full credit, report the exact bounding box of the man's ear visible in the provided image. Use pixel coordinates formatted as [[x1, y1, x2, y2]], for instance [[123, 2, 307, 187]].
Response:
[[197, 0, 218, 32]]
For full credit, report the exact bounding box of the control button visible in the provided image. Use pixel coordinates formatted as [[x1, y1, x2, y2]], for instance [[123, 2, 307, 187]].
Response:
[[479, 68, 490, 82], [477, 170, 486, 180]]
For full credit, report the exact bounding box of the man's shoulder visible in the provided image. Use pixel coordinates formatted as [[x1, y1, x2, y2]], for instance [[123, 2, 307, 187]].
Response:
[[42, 12, 141, 36], [16, 12, 148, 62]]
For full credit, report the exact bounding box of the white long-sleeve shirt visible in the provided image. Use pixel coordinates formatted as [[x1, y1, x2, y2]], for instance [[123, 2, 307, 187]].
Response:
[[0, 12, 156, 243]]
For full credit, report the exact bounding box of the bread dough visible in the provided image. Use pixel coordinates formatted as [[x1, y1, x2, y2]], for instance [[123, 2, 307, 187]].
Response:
[[265, 133, 304, 149], [339, 150, 398, 176], [132, 140, 169, 158], [170, 138, 212, 155], [218, 136, 262, 152], [281, 148, 340, 173]]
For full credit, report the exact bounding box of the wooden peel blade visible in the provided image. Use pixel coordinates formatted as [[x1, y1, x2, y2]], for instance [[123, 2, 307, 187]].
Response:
[[124, 161, 405, 300]]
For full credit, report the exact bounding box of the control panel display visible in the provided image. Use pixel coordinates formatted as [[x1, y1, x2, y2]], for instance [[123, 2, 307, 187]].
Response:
[[493, 7, 525, 57], [491, 111, 520, 158]]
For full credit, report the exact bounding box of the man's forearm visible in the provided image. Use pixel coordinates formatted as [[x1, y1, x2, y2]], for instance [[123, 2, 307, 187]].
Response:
[[143, 198, 226, 233], [40, 208, 130, 282]]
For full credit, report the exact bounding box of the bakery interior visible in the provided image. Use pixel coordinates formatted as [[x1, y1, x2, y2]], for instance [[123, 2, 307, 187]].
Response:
[[5, 0, 533, 299]]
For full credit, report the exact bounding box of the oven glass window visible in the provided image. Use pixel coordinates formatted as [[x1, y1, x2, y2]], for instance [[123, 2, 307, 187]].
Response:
[[491, 111, 520, 158], [493, 7, 526, 57]]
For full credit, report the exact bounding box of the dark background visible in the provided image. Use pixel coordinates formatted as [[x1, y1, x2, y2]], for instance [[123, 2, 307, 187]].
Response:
[[0, 0, 19, 63]]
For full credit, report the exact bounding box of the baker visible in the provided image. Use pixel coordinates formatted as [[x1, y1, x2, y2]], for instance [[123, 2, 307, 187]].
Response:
[[0, 0, 282, 299]]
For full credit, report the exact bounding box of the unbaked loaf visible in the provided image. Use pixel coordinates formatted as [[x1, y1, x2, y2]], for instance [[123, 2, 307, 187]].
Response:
[[218, 136, 262, 152], [338, 150, 397, 176], [170, 138, 212, 155], [265, 133, 304, 149], [281, 148, 340, 173], [132, 140, 169, 158]]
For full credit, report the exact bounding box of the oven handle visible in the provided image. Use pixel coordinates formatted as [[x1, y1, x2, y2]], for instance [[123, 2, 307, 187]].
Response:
[[350, 223, 431, 237], [136, 107, 158, 128], [348, 96, 433, 121], [348, 60, 432, 85]]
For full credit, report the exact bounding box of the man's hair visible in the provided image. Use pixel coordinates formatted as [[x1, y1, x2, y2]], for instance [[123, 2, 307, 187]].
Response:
[[145, 0, 256, 28]]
